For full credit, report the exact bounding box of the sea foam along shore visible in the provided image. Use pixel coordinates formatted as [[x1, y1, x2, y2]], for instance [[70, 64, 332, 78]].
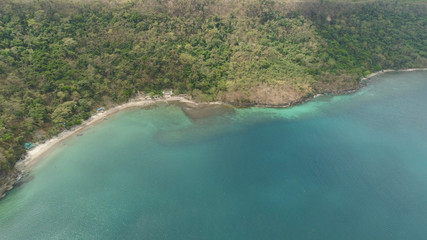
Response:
[[14, 95, 223, 173]]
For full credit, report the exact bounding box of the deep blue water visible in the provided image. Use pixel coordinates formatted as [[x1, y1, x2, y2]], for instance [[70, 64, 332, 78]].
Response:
[[0, 71, 427, 239]]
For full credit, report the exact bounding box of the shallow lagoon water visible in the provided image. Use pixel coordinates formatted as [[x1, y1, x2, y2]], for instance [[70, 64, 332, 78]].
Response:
[[1, 71, 427, 239]]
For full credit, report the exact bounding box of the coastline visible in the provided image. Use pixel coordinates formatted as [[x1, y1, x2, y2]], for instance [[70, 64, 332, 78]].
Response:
[[239, 68, 427, 108], [1, 67, 426, 199], [0, 95, 224, 199], [360, 68, 427, 81], [310, 68, 427, 101], [16, 95, 225, 172], [14, 67, 427, 170]]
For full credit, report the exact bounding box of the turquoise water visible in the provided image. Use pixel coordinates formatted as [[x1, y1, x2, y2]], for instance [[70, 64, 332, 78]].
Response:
[[1, 71, 427, 239]]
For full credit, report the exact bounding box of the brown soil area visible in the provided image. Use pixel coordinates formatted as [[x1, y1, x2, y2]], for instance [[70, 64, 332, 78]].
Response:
[[219, 82, 306, 107]]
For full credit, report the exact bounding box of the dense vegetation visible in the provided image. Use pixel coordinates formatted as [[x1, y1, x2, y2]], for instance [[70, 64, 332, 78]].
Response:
[[0, 0, 426, 173]]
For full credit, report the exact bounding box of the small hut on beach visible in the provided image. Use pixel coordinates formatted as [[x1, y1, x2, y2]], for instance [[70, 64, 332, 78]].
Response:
[[23, 143, 35, 150]]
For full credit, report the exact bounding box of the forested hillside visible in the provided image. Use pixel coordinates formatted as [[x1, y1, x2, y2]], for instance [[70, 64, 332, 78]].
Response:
[[0, 0, 426, 173]]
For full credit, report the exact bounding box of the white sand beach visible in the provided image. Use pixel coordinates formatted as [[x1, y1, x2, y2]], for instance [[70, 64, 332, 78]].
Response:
[[15, 95, 224, 172], [361, 68, 427, 81]]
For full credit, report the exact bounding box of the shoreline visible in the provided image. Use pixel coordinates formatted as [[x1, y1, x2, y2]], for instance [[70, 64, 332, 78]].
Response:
[[17, 67, 427, 170], [233, 68, 427, 108], [309, 68, 427, 102], [1, 67, 426, 199], [16, 95, 224, 172], [0, 95, 224, 198], [360, 68, 427, 81]]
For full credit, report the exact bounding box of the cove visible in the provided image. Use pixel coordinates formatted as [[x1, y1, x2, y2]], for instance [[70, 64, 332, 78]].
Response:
[[0, 71, 427, 239]]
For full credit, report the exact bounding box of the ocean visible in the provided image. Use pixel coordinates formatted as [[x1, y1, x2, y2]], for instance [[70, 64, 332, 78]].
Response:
[[0, 71, 426, 239]]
